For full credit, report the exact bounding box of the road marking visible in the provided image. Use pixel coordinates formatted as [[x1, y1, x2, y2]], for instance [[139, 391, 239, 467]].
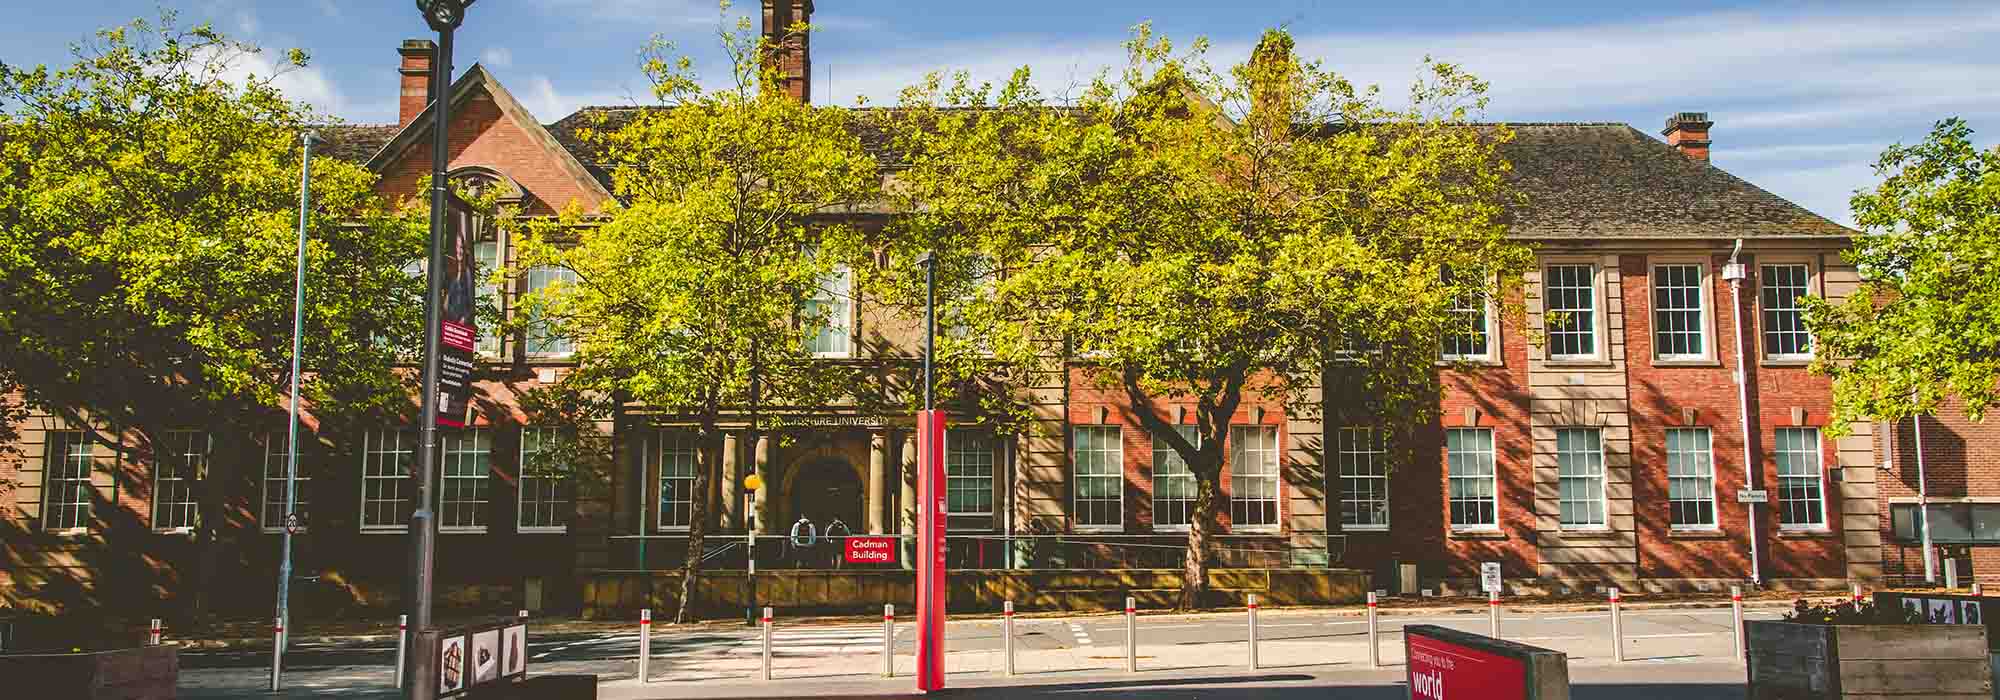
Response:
[[1068, 622, 1093, 646], [1628, 633, 1716, 639]]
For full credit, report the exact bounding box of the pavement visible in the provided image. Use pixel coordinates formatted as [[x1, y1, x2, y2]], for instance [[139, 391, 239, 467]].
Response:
[[177, 602, 1778, 698]]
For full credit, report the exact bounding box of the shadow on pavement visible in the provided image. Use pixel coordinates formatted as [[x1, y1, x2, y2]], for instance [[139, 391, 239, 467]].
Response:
[[936, 680, 1745, 699]]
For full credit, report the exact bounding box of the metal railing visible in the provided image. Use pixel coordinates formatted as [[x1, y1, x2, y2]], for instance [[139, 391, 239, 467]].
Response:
[[608, 533, 1333, 571]]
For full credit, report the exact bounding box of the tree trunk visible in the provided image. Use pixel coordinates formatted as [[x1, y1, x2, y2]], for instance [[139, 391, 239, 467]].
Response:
[[675, 418, 719, 624], [1180, 472, 1221, 610]]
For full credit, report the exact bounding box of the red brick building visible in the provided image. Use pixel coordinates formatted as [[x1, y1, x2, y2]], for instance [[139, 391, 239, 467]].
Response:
[[3, 2, 1915, 615], [1878, 400, 2000, 586]]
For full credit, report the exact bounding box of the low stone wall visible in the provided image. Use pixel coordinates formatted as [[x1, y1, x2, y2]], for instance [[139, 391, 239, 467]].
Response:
[[579, 568, 1369, 618]]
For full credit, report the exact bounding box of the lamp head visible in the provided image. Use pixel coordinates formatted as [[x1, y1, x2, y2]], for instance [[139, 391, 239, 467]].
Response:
[[415, 0, 475, 31]]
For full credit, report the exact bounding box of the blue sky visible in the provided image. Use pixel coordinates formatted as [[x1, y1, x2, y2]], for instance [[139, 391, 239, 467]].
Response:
[[6, 1, 1999, 226]]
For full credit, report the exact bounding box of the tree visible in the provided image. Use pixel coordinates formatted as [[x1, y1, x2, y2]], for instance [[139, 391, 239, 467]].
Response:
[[512, 15, 879, 624], [1807, 118, 2000, 429], [0, 16, 423, 623], [875, 27, 1530, 608]]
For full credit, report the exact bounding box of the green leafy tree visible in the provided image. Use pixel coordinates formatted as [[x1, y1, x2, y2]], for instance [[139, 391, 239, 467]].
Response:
[[0, 16, 423, 623], [874, 27, 1531, 608], [1807, 119, 2000, 429], [513, 13, 879, 623]]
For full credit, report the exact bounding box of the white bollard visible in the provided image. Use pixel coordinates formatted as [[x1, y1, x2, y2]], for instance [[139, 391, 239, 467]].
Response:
[[394, 614, 408, 689], [1125, 596, 1138, 673], [1248, 594, 1260, 670], [1851, 583, 1864, 604], [637, 608, 653, 684], [1975, 583, 1985, 597], [1366, 592, 1381, 668], [1609, 588, 1625, 662], [762, 607, 775, 681], [882, 604, 895, 678], [268, 616, 285, 691], [1003, 601, 1016, 677], [1947, 560, 1961, 589], [1488, 591, 1501, 639], [148, 618, 161, 646], [1730, 586, 1746, 663]]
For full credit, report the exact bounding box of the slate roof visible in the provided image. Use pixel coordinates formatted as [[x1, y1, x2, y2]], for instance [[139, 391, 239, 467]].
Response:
[[465, 105, 1855, 240], [316, 124, 400, 164]]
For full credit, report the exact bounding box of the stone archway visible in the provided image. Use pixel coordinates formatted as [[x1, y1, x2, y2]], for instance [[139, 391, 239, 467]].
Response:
[[784, 457, 866, 538]]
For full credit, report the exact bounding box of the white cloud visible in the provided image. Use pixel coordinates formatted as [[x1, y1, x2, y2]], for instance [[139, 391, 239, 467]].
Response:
[[482, 47, 514, 69], [518, 75, 646, 121]]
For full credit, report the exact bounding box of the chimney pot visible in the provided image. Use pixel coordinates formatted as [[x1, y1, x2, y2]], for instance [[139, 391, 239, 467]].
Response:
[[761, 0, 814, 103], [399, 39, 438, 129], [1662, 111, 1714, 163]]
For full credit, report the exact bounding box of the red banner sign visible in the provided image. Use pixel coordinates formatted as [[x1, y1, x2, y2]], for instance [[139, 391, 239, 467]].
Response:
[[915, 410, 948, 692], [844, 536, 897, 564], [1406, 631, 1528, 700]]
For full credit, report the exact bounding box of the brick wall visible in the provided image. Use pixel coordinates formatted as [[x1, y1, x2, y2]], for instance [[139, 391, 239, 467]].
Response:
[[1879, 397, 2000, 584]]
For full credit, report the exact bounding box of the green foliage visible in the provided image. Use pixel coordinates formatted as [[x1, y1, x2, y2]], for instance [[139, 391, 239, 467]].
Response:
[[871, 25, 1531, 607], [1783, 598, 1924, 626], [1806, 119, 2000, 430]]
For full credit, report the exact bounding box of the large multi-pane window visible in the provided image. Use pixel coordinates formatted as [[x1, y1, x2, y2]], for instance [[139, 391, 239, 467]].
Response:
[[1761, 264, 1813, 358], [262, 433, 310, 533], [1447, 428, 1497, 530], [42, 431, 94, 531], [475, 239, 501, 357], [1544, 264, 1598, 358], [1073, 426, 1123, 529], [1231, 425, 1281, 529], [524, 265, 579, 356], [152, 430, 208, 532], [1336, 427, 1389, 529], [1666, 428, 1716, 528], [437, 429, 492, 531], [1151, 427, 1199, 530], [518, 428, 570, 531], [1441, 270, 1491, 360], [1775, 427, 1825, 528], [650, 430, 700, 530], [1653, 264, 1707, 359], [805, 260, 853, 356], [1556, 428, 1606, 528], [360, 429, 418, 530], [946, 430, 995, 517]]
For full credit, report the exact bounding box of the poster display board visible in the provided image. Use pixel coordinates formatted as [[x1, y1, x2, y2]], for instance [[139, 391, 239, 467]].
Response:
[[1404, 624, 1569, 700], [435, 192, 479, 428], [433, 619, 529, 697], [1875, 591, 1994, 648]]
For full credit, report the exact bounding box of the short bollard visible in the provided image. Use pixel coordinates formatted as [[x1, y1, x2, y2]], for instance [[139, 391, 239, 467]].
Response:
[[882, 604, 895, 678], [637, 608, 653, 684], [762, 607, 775, 681], [1247, 594, 1260, 670], [1365, 592, 1381, 668], [1851, 583, 1864, 604], [1976, 583, 1986, 597], [1488, 591, 1501, 639], [1947, 560, 1961, 589], [1730, 586, 1745, 663], [268, 616, 285, 691], [1124, 596, 1138, 673], [1002, 601, 1017, 677], [148, 618, 162, 646], [394, 614, 408, 689], [1609, 588, 1625, 662]]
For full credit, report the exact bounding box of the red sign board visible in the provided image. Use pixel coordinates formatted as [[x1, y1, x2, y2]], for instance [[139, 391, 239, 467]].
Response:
[[1406, 631, 1528, 700], [844, 536, 897, 564], [915, 410, 948, 692]]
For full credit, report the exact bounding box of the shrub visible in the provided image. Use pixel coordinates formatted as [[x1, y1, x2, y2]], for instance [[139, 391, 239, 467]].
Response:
[[1782, 598, 1923, 626]]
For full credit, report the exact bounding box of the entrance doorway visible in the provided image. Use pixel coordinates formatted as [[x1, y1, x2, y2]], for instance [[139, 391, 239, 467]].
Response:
[[789, 458, 864, 540]]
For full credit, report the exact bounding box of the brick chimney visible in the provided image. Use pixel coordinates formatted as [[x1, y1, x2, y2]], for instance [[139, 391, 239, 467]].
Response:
[[761, 0, 813, 103], [1248, 30, 1296, 138], [399, 39, 437, 128], [1662, 112, 1714, 163]]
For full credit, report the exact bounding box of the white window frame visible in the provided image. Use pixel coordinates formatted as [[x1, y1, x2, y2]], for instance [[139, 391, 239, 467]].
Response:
[[261, 433, 310, 534], [1555, 427, 1608, 530], [1759, 260, 1816, 362], [1151, 426, 1199, 532], [1230, 425, 1282, 532], [474, 237, 504, 359], [359, 429, 418, 532], [946, 429, 996, 520], [1650, 260, 1714, 362], [42, 430, 94, 534], [650, 429, 700, 532], [437, 429, 492, 533], [1666, 427, 1718, 530], [946, 254, 995, 353], [517, 427, 571, 533], [804, 248, 853, 357], [1072, 426, 1124, 532], [1775, 427, 1827, 530], [1447, 427, 1498, 531], [151, 430, 208, 534], [1542, 262, 1603, 361], [1336, 427, 1389, 531], [524, 264, 580, 359], [1440, 271, 1499, 363]]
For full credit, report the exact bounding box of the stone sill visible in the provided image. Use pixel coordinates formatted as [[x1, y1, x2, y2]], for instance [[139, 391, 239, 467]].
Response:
[[1777, 528, 1839, 540], [1448, 529, 1508, 541], [1668, 529, 1730, 540]]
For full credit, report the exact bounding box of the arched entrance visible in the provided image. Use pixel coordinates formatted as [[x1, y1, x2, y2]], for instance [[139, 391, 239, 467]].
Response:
[[788, 457, 864, 537]]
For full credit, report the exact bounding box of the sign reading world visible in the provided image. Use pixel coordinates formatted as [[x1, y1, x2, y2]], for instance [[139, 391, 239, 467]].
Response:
[[1404, 624, 1568, 700], [844, 536, 897, 564]]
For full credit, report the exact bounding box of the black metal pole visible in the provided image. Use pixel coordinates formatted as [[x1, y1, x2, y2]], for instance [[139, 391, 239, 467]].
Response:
[[922, 252, 936, 410], [404, 22, 454, 700]]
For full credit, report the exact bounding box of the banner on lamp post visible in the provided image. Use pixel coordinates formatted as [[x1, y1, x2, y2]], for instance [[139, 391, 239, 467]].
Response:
[[915, 409, 947, 692], [435, 193, 478, 428]]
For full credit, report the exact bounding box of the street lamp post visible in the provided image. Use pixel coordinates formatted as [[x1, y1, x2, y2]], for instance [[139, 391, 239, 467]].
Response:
[[270, 130, 316, 693], [407, 3, 475, 699], [912, 250, 945, 692]]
